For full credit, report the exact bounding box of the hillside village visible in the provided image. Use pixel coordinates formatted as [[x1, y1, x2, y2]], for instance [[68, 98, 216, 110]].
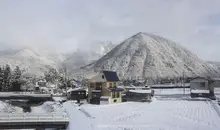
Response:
[[0, 32, 220, 129]]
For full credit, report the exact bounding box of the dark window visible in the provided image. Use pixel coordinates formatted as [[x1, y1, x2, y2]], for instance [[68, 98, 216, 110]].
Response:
[[112, 92, 115, 98], [116, 92, 120, 98], [102, 75, 105, 79], [200, 82, 205, 88], [114, 82, 117, 87], [90, 84, 94, 88]]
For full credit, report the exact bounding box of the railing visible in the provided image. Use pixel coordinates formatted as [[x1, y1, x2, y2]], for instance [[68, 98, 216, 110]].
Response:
[[0, 92, 51, 97], [0, 113, 69, 123]]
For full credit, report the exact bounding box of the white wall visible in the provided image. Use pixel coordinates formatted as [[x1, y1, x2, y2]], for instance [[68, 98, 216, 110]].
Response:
[[190, 78, 209, 90]]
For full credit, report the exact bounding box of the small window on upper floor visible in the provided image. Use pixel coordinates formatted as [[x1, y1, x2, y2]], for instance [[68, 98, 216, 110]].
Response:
[[102, 75, 105, 79]]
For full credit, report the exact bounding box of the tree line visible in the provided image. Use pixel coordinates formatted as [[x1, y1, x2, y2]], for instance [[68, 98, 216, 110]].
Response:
[[0, 64, 24, 91]]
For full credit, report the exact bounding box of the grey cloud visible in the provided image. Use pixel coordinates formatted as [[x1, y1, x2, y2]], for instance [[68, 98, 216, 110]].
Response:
[[0, 0, 220, 61]]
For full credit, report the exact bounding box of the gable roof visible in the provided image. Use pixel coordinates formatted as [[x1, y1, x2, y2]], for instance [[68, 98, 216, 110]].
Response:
[[102, 70, 119, 82]]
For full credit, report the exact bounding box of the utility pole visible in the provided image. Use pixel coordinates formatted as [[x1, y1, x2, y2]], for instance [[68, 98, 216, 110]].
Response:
[[182, 70, 185, 95], [63, 64, 68, 96]]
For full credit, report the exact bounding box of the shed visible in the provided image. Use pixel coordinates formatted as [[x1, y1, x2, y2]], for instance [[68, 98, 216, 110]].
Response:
[[67, 88, 87, 101], [190, 77, 212, 98], [125, 89, 153, 102]]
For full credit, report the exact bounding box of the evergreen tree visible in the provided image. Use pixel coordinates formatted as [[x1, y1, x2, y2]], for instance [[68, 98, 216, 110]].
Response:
[[0, 67, 3, 91], [11, 66, 22, 91], [44, 68, 59, 83], [3, 64, 11, 91]]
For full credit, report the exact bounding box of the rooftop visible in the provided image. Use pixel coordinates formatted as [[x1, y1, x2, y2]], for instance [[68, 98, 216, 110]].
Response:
[[102, 70, 119, 82]]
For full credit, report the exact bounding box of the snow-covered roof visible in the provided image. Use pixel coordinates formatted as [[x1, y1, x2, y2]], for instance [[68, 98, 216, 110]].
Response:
[[92, 90, 101, 92], [191, 89, 210, 94], [129, 89, 152, 94], [67, 88, 85, 93], [49, 84, 56, 88], [100, 96, 109, 99]]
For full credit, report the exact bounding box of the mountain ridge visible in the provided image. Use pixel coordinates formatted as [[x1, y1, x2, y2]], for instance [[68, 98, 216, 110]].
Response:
[[83, 32, 220, 79]]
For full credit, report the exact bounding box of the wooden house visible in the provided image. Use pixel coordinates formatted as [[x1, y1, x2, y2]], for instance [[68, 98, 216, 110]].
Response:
[[88, 70, 124, 104]]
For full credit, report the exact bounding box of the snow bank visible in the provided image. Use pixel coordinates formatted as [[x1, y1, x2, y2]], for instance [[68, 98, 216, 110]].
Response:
[[63, 101, 93, 130], [154, 88, 190, 95], [32, 101, 64, 113], [0, 101, 23, 113], [191, 89, 210, 94], [129, 89, 152, 94]]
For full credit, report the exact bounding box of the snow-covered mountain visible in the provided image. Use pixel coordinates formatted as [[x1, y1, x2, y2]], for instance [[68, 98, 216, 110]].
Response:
[[0, 41, 115, 77], [84, 32, 220, 79], [207, 61, 220, 73], [0, 48, 62, 77], [63, 41, 115, 72]]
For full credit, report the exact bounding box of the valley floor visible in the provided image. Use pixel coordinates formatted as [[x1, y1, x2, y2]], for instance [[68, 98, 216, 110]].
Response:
[[1, 88, 220, 130], [63, 99, 220, 130]]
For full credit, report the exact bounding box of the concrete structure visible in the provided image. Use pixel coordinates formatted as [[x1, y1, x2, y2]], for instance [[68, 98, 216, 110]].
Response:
[[0, 92, 52, 101], [0, 113, 69, 129], [88, 70, 123, 104]]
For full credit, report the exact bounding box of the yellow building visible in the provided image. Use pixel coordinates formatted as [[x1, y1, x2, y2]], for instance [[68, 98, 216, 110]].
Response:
[[88, 70, 123, 104]]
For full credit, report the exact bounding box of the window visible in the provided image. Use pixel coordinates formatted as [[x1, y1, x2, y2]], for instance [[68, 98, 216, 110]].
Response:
[[102, 75, 105, 79], [90, 84, 94, 88], [109, 83, 112, 87], [112, 92, 120, 98], [114, 82, 117, 87], [116, 92, 120, 98], [112, 92, 115, 98], [200, 82, 206, 88]]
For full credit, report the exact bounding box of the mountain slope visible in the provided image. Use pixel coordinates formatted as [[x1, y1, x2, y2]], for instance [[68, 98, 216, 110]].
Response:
[[85, 32, 220, 79], [63, 41, 115, 72], [0, 48, 61, 77]]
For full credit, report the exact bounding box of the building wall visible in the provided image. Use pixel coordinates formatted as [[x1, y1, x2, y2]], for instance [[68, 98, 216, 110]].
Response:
[[109, 92, 122, 104], [190, 78, 209, 90], [106, 82, 118, 88], [88, 82, 107, 99], [101, 86, 111, 96]]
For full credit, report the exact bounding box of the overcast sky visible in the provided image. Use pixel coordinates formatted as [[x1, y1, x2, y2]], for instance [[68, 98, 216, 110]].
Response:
[[0, 0, 220, 61]]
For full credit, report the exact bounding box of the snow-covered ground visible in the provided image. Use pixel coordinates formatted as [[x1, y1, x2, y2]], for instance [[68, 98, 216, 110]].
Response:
[[0, 101, 23, 113], [153, 88, 190, 95], [31, 101, 65, 113], [1, 88, 220, 130], [63, 99, 220, 130]]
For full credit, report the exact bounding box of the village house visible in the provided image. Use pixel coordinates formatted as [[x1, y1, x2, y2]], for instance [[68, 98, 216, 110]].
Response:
[[67, 88, 87, 103], [88, 70, 124, 104], [190, 77, 215, 98], [124, 86, 153, 102], [35, 79, 47, 92]]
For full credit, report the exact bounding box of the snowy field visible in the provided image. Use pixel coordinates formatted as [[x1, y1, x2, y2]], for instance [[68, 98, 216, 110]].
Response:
[[0, 88, 220, 130], [62, 88, 220, 130], [153, 88, 190, 95], [64, 99, 220, 130]]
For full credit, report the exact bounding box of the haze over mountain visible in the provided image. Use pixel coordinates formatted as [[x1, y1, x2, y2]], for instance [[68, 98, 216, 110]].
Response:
[[0, 32, 219, 79], [0, 41, 115, 77], [83, 32, 220, 79], [0, 47, 62, 77]]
